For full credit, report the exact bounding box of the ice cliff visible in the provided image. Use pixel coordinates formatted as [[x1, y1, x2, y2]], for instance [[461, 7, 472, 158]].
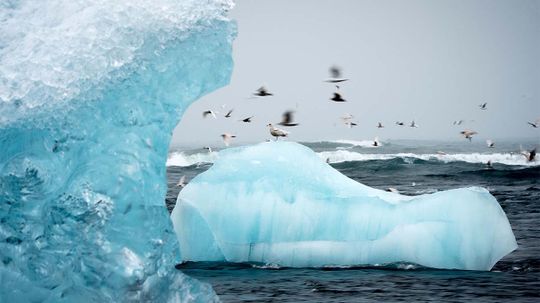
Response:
[[0, 0, 235, 302], [172, 142, 518, 271]]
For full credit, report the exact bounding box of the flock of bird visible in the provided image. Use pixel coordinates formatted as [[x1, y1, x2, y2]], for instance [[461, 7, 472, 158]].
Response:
[[198, 66, 538, 164]]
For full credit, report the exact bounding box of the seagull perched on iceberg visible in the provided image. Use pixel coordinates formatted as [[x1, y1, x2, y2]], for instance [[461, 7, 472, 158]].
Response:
[[221, 133, 236, 146], [267, 123, 288, 140], [324, 66, 349, 83], [278, 110, 299, 127], [460, 130, 478, 141]]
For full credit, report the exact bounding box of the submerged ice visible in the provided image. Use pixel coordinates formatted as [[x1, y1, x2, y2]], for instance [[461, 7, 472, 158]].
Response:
[[172, 142, 518, 271], [1, 0, 234, 302]]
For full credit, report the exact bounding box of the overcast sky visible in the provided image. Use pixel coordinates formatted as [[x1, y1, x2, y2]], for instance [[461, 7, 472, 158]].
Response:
[[171, 0, 539, 148]]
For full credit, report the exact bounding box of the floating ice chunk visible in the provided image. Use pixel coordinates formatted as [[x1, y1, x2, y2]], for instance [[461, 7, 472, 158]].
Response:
[[172, 142, 517, 271]]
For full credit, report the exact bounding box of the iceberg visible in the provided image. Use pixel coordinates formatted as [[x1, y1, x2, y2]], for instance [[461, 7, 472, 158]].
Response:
[[0, 0, 234, 302], [172, 142, 518, 271]]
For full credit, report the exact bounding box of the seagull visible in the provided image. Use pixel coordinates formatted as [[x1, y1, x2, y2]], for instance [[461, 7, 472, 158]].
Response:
[[486, 160, 493, 168], [240, 116, 253, 123], [453, 120, 464, 126], [203, 110, 217, 119], [253, 86, 273, 97], [527, 121, 539, 128], [278, 110, 299, 127], [486, 139, 495, 148], [521, 148, 536, 162], [479, 102, 487, 110], [325, 66, 348, 83], [224, 109, 233, 118], [203, 146, 212, 153], [386, 187, 400, 194], [330, 92, 346, 102], [460, 130, 478, 141], [372, 137, 380, 147], [395, 121, 405, 126], [410, 120, 418, 128], [176, 175, 186, 188], [377, 122, 384, 128], [221, 133, 236, 146], [340, 114, 357, 128], [267, 123, 289, 140]]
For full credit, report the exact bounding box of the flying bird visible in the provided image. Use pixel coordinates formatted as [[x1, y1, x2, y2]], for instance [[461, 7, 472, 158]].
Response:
[[203, 146, 212, 153], [395, 121, 405, 126], [176, 175, 186, 188], [202, 110, 217, 119], [221, 133, 236, 146], [377, 122, 384, 128], [240, 116, 253, 123], [386, 187, 400, 194], [224, 109, 233, 118], [372, 137, 380, 147], [330, 92, 346, 102], [453, 120, 463, 126], [486, 140, 495, 148], [527, 121, 539, 128], [253, 86, 273, 97], [460, 130, 478, 141], [410, 120, 418, 128], [479, 102, 487, 110], [325, 66, 349, 83], [521, 148, 536, 162], [278, 110, 299, 127], [267, 123, 289, 140]]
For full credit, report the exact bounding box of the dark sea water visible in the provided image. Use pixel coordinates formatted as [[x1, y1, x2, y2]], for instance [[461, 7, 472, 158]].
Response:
[[166, 140, 540, 302]]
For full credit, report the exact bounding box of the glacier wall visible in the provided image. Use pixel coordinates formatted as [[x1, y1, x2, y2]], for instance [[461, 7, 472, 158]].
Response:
[[0, 1, 235, 302], [172, 142, 518, 271]]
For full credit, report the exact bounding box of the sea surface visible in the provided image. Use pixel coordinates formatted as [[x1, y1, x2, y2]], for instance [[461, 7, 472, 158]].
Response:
[[166, 140, 539, 302]]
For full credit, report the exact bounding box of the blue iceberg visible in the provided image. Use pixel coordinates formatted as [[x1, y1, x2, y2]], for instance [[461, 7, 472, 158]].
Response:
[[0, 0, 234, 302], [172, 142, 518, 271]]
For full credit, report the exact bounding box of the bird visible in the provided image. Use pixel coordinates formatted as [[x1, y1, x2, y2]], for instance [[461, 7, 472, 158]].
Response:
[[460, 130, 478, 141], [267, 123, 288, 140], [340, 114, 356, 128], [224, 109, 233, 118], [346, 122, 358, 128], [410, 120, 418, 128], [221, 133, 236, 146], [240, 116, 253, 123], [377, 122, 384, 128], [486, 160, 493, 168], [253, 86, 273, 97], [486, 139, 495, 148], [479, 102, 487, 110], [203, 110, 217, 119], [521, 148, 536, 162], [372, 137, 380, 147], [386, 187, 400, 194], [325, 66, 348, 83], [176, 175, 186, 188], [453, 120, 464, 126], [278, 110, 299, 127], [203, 146, 212, 153], [395, 121, 405, 126], [330, 92, 346, 102], [527, 121, 539, 128]]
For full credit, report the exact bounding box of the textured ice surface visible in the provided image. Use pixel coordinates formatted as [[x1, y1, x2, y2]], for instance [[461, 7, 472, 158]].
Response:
[[0, 0, 234, 302], [172, 142, 518, 271]]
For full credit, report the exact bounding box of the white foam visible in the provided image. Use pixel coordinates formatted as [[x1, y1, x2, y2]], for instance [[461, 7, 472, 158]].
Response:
[[167, 151, 219, 167], [318, 150, 539, 166]]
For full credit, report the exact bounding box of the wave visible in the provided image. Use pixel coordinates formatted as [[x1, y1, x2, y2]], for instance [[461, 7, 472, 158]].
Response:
[[167, 151, 219, 167], [318, 150, 539, 166], [167, 149, 538, 167]]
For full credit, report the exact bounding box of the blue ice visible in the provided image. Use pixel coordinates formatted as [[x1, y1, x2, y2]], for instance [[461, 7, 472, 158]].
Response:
[[172, 142, 517, 271], [0, 0, 234, 302]]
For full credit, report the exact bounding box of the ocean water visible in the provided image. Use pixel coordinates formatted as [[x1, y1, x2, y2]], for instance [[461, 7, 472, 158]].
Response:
[[166, 140, 539, 302]]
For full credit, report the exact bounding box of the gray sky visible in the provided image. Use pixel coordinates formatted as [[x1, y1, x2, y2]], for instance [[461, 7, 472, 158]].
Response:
[[171, 0, 539, 148]]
